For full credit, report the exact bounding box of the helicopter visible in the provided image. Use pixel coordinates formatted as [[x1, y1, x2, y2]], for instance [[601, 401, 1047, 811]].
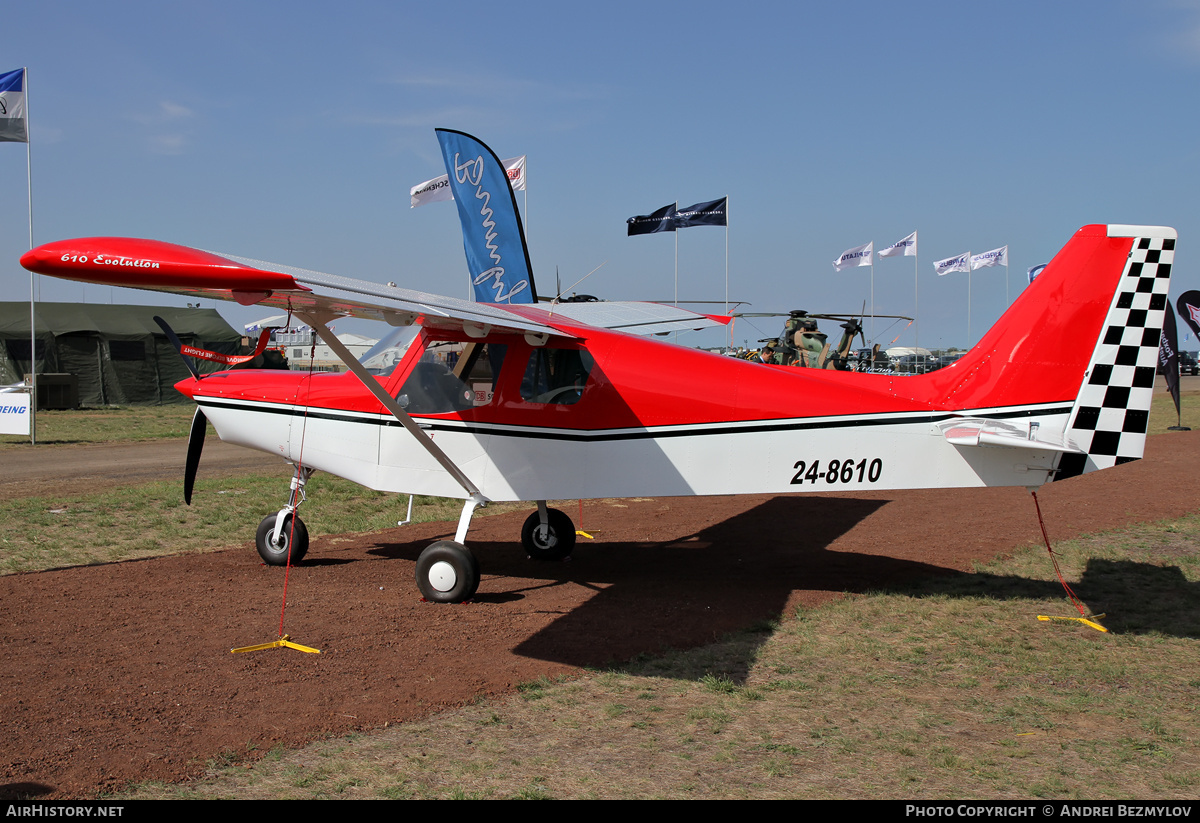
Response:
[[737, 309, 912, 370]]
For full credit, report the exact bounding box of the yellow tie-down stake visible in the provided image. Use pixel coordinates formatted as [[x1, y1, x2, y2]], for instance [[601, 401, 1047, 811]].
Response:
[[1037, 613, 1108, 633], [231, 634, 322, 654]]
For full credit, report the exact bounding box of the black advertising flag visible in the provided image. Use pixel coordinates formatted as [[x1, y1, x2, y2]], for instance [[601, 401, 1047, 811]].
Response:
[[1159, 303, 1181, 421], [627, 203, 678, 236], [675, 197, 728, 228]]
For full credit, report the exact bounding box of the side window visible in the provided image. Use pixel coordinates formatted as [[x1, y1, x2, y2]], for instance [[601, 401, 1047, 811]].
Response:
[[397, 342, 507, 414], [455, 342, 507, 406], [520, 347, 594, 405]]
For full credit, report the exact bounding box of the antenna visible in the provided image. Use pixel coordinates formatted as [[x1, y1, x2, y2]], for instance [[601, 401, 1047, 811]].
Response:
[[554, 261, 608, 303]]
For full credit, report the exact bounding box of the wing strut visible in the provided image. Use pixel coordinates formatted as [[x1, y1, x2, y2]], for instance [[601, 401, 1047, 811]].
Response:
[[297, 312, 487, 505]]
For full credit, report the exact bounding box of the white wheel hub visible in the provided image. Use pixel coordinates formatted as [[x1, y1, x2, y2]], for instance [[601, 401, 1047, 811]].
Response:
[[427, 560, 458, 592]]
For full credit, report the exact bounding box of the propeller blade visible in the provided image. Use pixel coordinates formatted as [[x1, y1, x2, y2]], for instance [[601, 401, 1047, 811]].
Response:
[[184, 406, 207, 505], [153, 315, 201, 381]]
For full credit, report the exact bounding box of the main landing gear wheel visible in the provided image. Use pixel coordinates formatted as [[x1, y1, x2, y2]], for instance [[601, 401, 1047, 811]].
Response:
[[521, 508, 576, 561], [416, 540, 480, 603], [255, 513, 309, 565]]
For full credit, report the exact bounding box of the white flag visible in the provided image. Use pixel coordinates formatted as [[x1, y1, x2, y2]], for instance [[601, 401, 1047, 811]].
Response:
[[833, 241, 873, 272], [410, 155, 526, 207], [505, 155, 526, 191], [878, 231, 916, 258], [970, 245, 1008, 270], [934, 252, 970, 276], [0, 68, 28, 143]]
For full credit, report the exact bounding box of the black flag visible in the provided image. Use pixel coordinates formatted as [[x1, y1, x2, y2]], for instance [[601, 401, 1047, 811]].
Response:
[[627, 203, 677, 236], [1159, 304, 1181, 423], [675, 197, 728, 228]]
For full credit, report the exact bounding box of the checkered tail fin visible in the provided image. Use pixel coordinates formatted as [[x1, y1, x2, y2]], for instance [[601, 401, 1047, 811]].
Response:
[[1054, 225, 1176, 480]]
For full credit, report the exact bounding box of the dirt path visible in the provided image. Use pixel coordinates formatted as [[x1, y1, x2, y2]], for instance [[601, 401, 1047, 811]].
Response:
[[0, 430, 1197, 799], [0, 440, 289, 500]]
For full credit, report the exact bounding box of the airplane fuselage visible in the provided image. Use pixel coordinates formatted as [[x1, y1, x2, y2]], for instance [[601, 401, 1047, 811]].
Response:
[[181, 321, 1072, 504]]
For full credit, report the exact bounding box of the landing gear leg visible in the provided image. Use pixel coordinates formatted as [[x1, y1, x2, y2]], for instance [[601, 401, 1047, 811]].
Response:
[[415, 494, 486, 603], [256, 465, 314, 565]]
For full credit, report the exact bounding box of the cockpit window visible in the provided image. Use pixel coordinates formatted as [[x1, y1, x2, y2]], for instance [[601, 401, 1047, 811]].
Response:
[[397, 342, 507, 414], [520, 347, 594, 405], [359, 326, 420, 376]]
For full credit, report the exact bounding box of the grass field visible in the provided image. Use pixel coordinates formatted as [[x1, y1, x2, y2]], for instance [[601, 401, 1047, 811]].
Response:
[[0, 404, 198, 447], [0, 475, 470, 574]]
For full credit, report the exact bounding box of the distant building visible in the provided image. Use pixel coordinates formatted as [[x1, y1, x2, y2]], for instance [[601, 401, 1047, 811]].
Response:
[[245, 315, 378, 372]]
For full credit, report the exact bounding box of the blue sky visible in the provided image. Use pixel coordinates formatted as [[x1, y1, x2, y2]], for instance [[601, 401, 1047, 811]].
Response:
[[2, 1, 1198, 351]]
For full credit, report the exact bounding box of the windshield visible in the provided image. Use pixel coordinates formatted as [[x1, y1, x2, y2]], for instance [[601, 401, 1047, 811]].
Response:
[[358, 325, 420, 375]]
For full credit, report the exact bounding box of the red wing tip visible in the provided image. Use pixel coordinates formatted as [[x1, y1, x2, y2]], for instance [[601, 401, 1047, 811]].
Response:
[[19, 236, 302, 292]]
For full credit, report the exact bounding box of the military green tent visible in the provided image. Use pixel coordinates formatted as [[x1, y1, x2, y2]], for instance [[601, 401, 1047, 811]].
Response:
[[0, 303, 241, 406]]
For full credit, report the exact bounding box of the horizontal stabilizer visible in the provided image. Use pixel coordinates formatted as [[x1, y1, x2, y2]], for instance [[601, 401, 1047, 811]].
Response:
[[939, 418, 1082, 454]]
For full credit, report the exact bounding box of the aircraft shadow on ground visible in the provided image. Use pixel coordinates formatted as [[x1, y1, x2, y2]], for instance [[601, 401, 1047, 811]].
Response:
[[368, 496, 944, 667], [367, 497, 1200, 676], [907, 558, 1200, 639]]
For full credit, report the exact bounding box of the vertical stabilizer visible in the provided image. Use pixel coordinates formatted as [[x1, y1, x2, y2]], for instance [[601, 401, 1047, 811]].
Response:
[[1055, 225, 1176, 479]]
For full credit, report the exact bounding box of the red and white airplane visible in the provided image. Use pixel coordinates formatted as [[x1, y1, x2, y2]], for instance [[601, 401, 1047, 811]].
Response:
[[20, 220, 1175, 602]]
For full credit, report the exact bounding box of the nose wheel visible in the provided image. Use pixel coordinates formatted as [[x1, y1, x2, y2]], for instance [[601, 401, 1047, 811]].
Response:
[[255, 512, 309, 565], [256, 465, 314, 565]]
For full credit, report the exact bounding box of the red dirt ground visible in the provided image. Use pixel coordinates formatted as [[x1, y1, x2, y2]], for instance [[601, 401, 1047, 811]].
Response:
[[1, 431, 1197, 799]]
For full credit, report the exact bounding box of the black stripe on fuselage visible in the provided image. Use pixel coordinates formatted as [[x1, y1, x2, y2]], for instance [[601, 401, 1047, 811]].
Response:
[[195, 397, 1074, 443]]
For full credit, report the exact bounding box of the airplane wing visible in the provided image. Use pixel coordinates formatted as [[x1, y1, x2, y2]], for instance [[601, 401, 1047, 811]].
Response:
[[21, 237, 730, 340], [21, 237, 728, 340], [532, 301, 731, 336], [20, 237, 575, 340]]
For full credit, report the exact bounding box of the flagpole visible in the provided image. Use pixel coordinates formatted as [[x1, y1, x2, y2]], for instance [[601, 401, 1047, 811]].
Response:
[[673, 202, 679, 307], [725, 197, 731, 349], [870, 248, 875, 345], [967, 251, 972, 348], [672, 202, 679, 345], [914, 234, 919, 356], [23, 67, 35, 445]]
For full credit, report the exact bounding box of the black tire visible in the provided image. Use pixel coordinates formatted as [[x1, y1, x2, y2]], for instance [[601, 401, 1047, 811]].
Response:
[[255, 513, 309, 565], [416, 540, 480, 603], [521, 508, 576, 561]]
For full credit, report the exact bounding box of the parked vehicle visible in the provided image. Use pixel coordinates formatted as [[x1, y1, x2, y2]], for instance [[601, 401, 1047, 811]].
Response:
[[894, 354, 940, 374], [1180, 352, 1199, 376]]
